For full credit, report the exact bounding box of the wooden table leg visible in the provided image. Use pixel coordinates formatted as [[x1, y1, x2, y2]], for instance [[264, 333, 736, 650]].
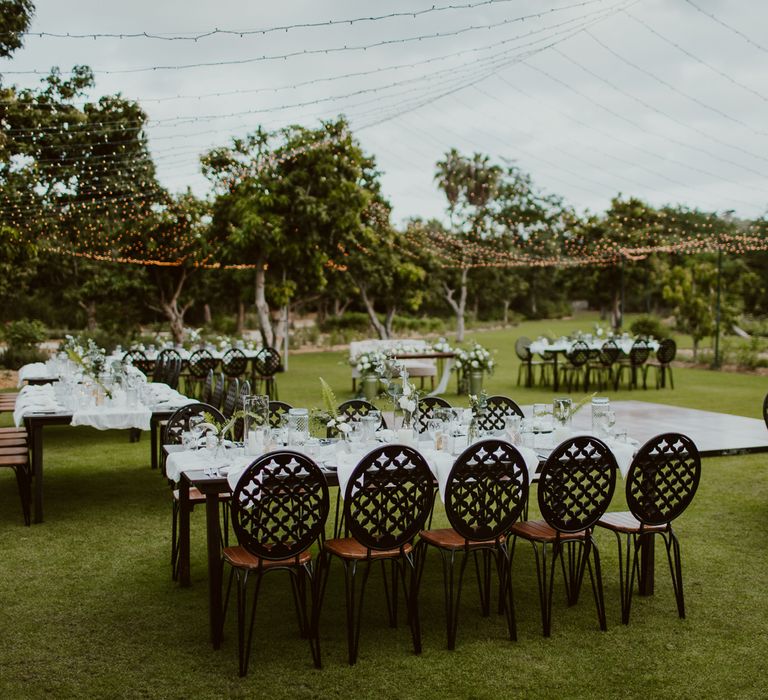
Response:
[[28, 419, 44, 524], [150, 416, 158, 471], [178, 476, 191, 587], [205, 491, 224, 649], [638, 533, 655, 596]]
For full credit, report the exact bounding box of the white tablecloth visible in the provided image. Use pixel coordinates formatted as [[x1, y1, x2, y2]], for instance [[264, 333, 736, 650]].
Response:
[[529, 338, 659, 356], [17, 363, 55, 387], [71, 404, 152, 431], [13, 384, 64, 426]]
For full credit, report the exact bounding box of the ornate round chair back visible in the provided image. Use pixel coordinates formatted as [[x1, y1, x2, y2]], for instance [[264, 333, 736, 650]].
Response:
[[414, 396, 451, 434], [344, 445, 434, 551], [763, 393, 768, 430], [599, 339, 621, 366], [268, 401, 293, 429], [566, 340, 591, 368], [656, 338, 677, 365], [232, 451, 329, 561], [222, 378, 240, 418], [188, 349, 217, 379], [222, 348, 248, 378], [626, 433, 701, 526], [629, 339, 651, 367], [475, 395, 524, 434], [123, 350, 153, 377], [538, 436, 617, 534], [514, 337, 532, 362], [164, 402, 224, 446], [254, 347, 282, 377], [445, 439, 529, 541], [210, 372, 226, 411]]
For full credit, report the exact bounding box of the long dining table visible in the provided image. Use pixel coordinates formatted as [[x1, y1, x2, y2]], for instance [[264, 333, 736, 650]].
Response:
[[167, 434, 642, 650]]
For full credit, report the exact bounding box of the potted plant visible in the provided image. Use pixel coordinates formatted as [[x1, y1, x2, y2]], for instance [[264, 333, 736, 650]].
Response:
[[455, 342, 495, 395], [351, 349, 385, 401]]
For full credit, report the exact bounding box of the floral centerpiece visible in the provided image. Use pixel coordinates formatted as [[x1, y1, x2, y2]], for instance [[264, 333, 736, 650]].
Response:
[[453, 342, 495, 395], [350, 349, 386, 377], [61, 335, 113, 398], [431, 337, 453, 353]]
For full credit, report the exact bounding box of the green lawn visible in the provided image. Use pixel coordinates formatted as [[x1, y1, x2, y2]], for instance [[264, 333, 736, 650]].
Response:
[[1, 320, 767, 699]]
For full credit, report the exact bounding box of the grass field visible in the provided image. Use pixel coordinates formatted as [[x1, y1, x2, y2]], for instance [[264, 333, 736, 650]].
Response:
[[1, 316, 767, 699]]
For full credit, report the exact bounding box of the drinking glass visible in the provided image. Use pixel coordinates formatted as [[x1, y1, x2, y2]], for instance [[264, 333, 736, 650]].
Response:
[[287, 408, 310, 446], [532, 403, 553, 433], [360, 415, 379, 444], [553, 398, 572, 428], [426, 418, 443, 449], [346, 419, 364, 450], [504, 414, 521, 445], [591, 396, 610, 437]]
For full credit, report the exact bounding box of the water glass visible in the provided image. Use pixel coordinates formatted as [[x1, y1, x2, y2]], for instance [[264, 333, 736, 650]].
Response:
[[553, 398, 572, 428], [360, 415, 379, 444], [426, 418, 444, 449], [504, 414, 521, 445], [591, 397, 611, 438], [532, 403, 553, 433], [520, 419, 535, 449], [287, 408, 310, 446]]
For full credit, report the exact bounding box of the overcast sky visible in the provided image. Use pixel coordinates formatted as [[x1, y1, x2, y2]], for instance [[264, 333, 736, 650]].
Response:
[[3, 0, 767, 225]]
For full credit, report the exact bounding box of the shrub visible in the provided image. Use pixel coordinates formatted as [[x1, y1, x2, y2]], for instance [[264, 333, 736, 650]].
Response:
[[2, 319, 47, 348], [630, 315, 671, 340], [0, 319, 49, 369], [734, 336, 765, 370]]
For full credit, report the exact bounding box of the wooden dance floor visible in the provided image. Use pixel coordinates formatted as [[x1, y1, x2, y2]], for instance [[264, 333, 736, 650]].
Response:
[[524, 400, 768, 457]]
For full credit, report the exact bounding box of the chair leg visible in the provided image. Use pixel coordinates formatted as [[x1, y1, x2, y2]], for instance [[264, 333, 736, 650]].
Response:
[[171, 499, 180, 581], [289, 568, 310, 638], [14, 465, 31, 526], [381, 559, 399, 628], [531, 541, 559, 637], [473, 548, 492, 617], [498, 546, 517, 641], [341, 558, 372, 665], [614, 531, 638, 625], [663, 530, 686, 618], [584, 535, 608, 632], [560, 540, 582, 606], [438, 547, 469, 650], [400, 551, 423, 655], [237, 569, 263, 677]]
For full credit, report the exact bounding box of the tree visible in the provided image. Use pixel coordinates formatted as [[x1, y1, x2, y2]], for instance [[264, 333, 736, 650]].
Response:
[[0, 0, 34, 60], [203, 117, 385, 347], [434, 150, 502, 341]]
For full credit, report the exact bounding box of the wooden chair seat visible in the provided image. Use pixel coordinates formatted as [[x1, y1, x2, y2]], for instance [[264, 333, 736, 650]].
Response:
[[509, 519, 588, 543], [0, 446, 28, 457], [598, 511, 668, 534], [0, 438, 27, 448], [324, 537, 413, 561], [419, 527, 502, 551], [0, 427, 26, 435], [0, 452, 27, 466], [172, 487, 229, 504], [223, 546, 311, 570]]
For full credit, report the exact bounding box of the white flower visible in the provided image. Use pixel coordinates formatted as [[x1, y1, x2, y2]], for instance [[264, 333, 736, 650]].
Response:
[[338, 422, 351, 434]]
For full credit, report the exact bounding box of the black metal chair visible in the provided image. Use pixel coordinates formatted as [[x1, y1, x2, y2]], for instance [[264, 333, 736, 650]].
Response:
[[269, 401, 293, 429], [515, 336, 552, 387], [165, 357, 183, 390], [474, 395, 524, 435], [201, 369, 214, 405], [763, 392, 768, 429], [0, 442, 31, 526], [588, 339, 621, 391], [210, 372, 226, 412], [417, 439, 529, 649], [222, 348, 249, 380], [509, 436, 617, 637], [187, 349, 218, 399], [598, 433, 700, 624], [153, 356, 167, 384], [164, 403, 226, 581], [222, 451, 330, 675], [252, 347, 282, 401], [316, 445, 433, 665], [122, 350, 153, 377], [559, 340, 591, 392], [222, 379, 240, 419], [413, 396, 451, 434], [328, 399, 386, 438], [648, 339, 677, 390], [614, 339, 651, 390]]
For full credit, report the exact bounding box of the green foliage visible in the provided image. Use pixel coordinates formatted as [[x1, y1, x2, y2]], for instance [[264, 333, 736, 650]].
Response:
[[629, 315, 671, 340], [0, 0, 34, 58], [2, 318, 46, 347]]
